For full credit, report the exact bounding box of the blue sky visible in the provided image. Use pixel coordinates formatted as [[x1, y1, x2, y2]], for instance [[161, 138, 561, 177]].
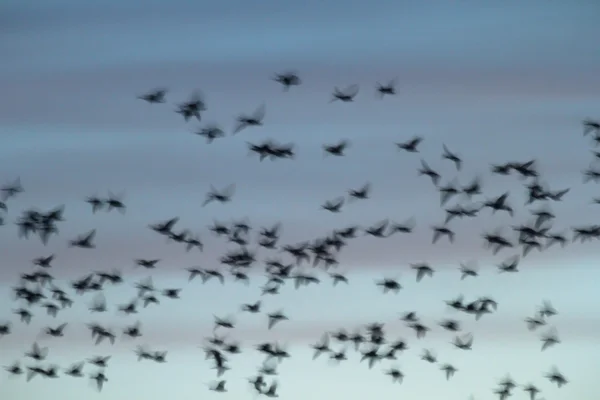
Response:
[[1, 0, 600, 399]]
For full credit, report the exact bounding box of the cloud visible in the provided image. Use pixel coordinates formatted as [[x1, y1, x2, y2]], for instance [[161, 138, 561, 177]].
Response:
[[0, 193, 591, 284], [2, 2, 600, 399], [3, 310, 597, 351]]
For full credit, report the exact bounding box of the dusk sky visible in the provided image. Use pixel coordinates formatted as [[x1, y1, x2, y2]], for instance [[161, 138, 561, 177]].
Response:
[[1, 0, 600, 399]]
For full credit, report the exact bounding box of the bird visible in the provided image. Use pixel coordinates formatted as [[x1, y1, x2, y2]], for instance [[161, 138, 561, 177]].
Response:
[[272, 71, 301, 91], [138, 88, 167, 104], [0, 57, 592, 400]]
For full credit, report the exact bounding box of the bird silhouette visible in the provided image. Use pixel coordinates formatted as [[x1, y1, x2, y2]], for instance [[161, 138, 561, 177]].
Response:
[[273, 71, 301, 91], [138, 88, 167, 104], [233, 104, 266, 134], [0, 62, 591, 400], [330, 84, 359, 102], [376, 78, 397, 98]]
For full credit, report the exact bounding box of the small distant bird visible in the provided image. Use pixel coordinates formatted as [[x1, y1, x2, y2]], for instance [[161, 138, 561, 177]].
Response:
[[273, 71, 301, 91], [138, 88, 167, 104]]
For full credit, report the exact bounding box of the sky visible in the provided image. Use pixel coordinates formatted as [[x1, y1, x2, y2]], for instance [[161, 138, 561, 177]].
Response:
[[1, 0, 600, 399]]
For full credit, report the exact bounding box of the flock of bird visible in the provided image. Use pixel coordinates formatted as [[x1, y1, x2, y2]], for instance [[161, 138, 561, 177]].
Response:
[[1, 72, 599, 399]]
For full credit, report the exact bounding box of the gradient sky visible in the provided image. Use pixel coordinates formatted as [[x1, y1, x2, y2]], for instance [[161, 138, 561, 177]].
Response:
[[1, 1, 600, 399]]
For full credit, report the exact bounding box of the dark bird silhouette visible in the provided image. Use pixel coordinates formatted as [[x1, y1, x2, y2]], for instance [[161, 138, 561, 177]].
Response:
[[583, 118, 600, 136], [376, 78, 397, 98], [483, 192, 513, 216], [203, 184, 236, 207], [273, 71, 301, 91], [377, 278, 401, 294], [105, 191, 126, 213], [538, 300, 557, 318], [0, 322, 11, 337], [311, 334, 331, 360], [32, 254, 54, 268], [431, 225, 455, 243], [442, 144, 462, 170], [194, 124, 225, 143], [25, 342, 48, 361], [176, 91, 206, 122], [411, 263, 435, 281], [418, 160, 440, 185], [545, 366, 568, 387], [90, 370, 108, 391], [1, 177, 24, 201], [452, 333, 473, 350], [85, 195, 105, 213], [330, 84, 359, 102], [385, 367, 404, 383], [69, 229, 96, 248], [462, 176, 483, 198], [459, 261, 479, 279], [396, 136, 423, 152], [64, 362, 84, 377], [4, 361, 23, 376], [267, 310, 288, 329], [138, 88, 167, 104], [233, 104, 266, 134], [440, 363, 457, 380], [421, 348, 437, 363], [540, 328, 560, 351], [149, 217, 179, 236], [522, 383, 541, 400], [44, 322, 67, 337], [321, 197, 344, 213], [348, 182, 371, 200], [323, 140, 350, 156]]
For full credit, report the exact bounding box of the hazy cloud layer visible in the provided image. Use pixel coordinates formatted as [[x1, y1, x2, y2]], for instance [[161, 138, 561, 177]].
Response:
[[1, 1, 600, 400]]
